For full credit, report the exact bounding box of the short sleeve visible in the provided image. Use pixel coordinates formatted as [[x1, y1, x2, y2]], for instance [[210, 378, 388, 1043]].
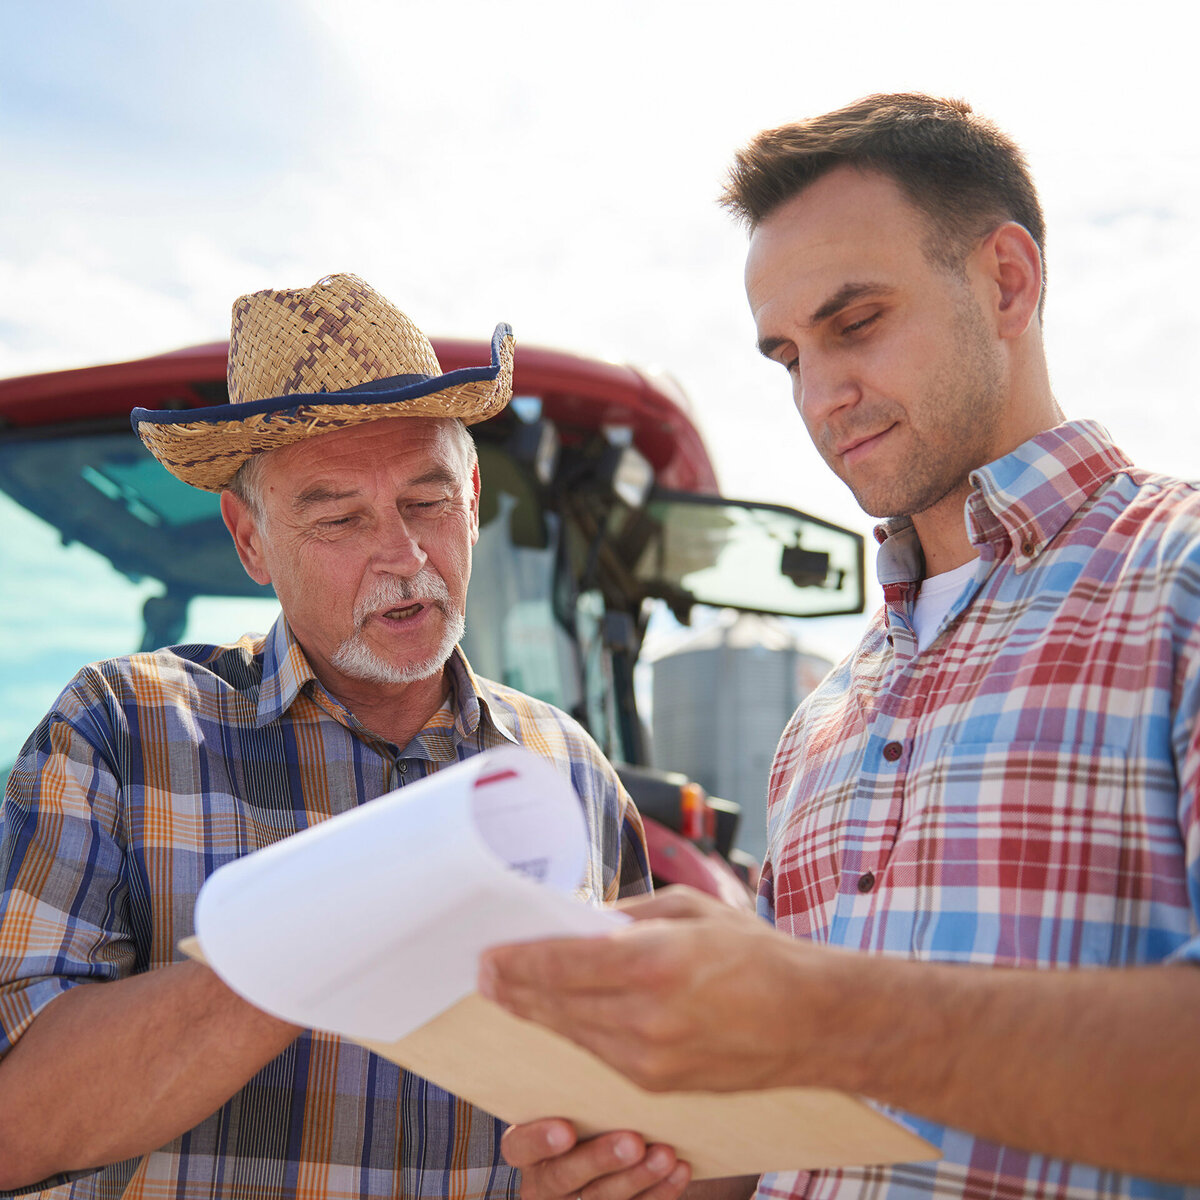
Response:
[[614, 784, 651, 901]]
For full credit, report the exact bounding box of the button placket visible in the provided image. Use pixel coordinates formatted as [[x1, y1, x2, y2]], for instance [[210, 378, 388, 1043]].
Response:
[[836, 645, 915, 921]]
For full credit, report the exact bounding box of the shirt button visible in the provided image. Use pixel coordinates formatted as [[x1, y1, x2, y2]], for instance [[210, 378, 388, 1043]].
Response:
[[882, 740, 903, 762], [885, 634, 894, 647], [398, 761, 408, 776], [857, 871, 876, 893], [1021, 539, 1036, 557]]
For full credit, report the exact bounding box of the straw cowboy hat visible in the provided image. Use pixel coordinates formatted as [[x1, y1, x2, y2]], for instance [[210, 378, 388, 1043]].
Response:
[[132, 273, 514, 492]]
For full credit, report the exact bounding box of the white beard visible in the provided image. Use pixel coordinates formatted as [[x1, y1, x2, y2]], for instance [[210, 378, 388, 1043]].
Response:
[[330, 570, 465, 685]]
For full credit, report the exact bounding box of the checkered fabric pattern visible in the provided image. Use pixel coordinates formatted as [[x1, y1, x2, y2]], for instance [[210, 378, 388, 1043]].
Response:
[[756, 421, 1200, 1200], [0, 618, 649, 1198]]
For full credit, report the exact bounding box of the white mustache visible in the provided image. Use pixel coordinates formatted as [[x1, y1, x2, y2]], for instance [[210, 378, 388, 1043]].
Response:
[[353, 570, 453, 628]]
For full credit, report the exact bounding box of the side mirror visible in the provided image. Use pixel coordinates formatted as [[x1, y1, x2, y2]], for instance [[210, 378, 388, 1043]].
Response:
[[630, 489, 865, 620]]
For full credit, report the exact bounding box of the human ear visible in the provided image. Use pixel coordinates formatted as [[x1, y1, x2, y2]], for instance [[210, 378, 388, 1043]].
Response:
[[468, 459, 482, 547], [981, 222, 1043, 339], [220, 490, 273, 586]]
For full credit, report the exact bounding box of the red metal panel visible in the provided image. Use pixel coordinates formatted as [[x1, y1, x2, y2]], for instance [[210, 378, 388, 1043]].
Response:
[[0, 340, 719, 494], [642, 819, 754, 908]]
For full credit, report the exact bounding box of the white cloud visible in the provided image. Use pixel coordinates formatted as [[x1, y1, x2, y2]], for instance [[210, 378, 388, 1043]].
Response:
[[3, 0, 1199, 664]]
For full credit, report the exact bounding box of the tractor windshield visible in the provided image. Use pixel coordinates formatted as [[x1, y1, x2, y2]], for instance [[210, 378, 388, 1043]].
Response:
[[0, 429, 582, 785]]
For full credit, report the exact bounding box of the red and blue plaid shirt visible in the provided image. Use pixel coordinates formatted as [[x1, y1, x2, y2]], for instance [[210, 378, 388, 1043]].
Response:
[[0, 620, 649, 1198], [758, 421, 1200, 1200]]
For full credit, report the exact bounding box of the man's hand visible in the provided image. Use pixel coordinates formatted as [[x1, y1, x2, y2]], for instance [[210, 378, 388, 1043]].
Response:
[[479, 888, 824, 1093], [483, 888, 1200, 1182], [501, 1119, 689, 1200]]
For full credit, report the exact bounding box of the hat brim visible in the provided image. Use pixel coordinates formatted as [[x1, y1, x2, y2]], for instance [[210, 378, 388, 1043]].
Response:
[[133, 324, 514, 492]]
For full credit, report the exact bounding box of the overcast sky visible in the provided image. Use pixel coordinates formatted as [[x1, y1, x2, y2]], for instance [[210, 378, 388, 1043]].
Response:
[[3, 0, 1197, 661]]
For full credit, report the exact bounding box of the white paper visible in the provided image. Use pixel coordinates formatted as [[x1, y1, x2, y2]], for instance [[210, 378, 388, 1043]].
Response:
[[193, 745, 623, 1039]]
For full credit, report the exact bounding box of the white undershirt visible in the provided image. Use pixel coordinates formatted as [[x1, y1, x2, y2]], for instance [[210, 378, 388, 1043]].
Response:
[[911, 558, 978, 651]]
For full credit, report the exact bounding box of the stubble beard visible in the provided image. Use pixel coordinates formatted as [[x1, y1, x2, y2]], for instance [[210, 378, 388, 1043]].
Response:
[[330, 570, 466, 686], [840, 290, 1008, 521]]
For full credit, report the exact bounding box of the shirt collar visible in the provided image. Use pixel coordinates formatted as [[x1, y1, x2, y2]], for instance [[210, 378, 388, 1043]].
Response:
[[256, 614, 318, 727], [874, 419, 1132, 584], [442, 649, 521, 747]]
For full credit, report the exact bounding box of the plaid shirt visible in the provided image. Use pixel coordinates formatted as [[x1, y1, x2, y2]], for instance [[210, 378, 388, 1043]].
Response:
[[757, 421, 1200, 1200], [0, 618, 650, 1199]]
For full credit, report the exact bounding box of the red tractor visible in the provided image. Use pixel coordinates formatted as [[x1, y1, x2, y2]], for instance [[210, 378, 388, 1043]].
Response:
[[0, 340, 864, 899]]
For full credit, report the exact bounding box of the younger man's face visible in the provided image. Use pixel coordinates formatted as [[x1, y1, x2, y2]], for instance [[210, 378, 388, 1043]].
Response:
[[745, 165, 1009, 522]]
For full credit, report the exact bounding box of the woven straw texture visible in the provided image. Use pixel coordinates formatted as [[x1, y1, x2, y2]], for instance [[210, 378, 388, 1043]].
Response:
[[135, 274, 513, 492]]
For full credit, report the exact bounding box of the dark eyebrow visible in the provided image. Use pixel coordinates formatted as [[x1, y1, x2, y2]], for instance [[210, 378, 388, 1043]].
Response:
[[756, 282, 897, 359], [809, 282, 895, 326], [756, 335, 790, 361]]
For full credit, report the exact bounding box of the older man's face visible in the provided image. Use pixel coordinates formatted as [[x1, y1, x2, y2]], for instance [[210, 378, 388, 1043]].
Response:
[[227, 417, 479, 700]]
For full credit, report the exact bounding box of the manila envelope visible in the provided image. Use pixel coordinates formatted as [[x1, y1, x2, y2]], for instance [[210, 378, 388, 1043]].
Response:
[[357, 990, 938, 1179], [181, 937, 936, 1180]]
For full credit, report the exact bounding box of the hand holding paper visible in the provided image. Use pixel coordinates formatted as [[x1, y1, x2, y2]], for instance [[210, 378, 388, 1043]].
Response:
[[189, 745, 937, 1178], [478, 885, 816, 1093]]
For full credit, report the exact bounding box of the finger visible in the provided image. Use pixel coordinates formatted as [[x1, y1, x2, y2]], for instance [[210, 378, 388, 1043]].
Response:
[[500, 1118, 576, 1169], [486, 976, 646, 1056], [480, 933, 648, 998], [613, 887, 720, 921], [637, 1161, 692, 1200], [520, 1130, 648, 1199], [583, 1144, 687, 1200]]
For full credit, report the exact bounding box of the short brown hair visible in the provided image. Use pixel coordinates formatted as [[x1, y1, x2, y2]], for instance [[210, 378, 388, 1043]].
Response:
[[722, 94, 1046, 304]]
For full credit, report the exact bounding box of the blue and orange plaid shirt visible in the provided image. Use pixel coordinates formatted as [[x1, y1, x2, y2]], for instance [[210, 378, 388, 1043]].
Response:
[[0, 621, 650, 1198], [757, 421, 1200, 1200]]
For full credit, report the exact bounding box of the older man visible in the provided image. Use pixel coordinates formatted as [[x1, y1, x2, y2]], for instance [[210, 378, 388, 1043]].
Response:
[[481, 96, 1200, 1200], [0, 274, 649, 1197]]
